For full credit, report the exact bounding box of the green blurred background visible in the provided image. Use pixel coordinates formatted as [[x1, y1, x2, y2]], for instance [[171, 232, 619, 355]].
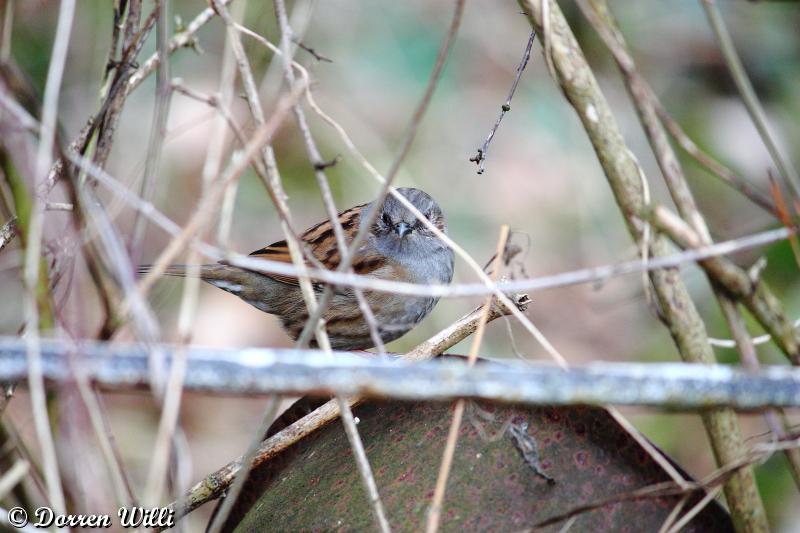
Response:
[[2, 0, 800, 530]]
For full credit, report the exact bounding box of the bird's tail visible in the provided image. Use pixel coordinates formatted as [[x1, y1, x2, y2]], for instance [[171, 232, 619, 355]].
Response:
[[137, 264, 197, 278], [137, 263, 271, 308]]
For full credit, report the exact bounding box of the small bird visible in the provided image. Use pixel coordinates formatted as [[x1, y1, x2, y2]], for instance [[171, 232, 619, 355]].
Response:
[[141, 187, 454, 350]]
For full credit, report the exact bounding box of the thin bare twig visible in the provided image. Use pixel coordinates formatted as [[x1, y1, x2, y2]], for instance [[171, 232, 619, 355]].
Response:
[[0, 0, 12, 63], [581, 3, 768, 526], [665, 486, 722, 533], [206, 396, 280, 533], [768, 171, 800, 268], [273, 0, 392, 520], [126, 0, 234, 94], [129, 0, 172, 264], [214, 3, 391, 529], [469, 31, 535, 174], [426, 226, 509, 533], [717, 295, 800, 490], [0, 460, 29, 501], [701, 0, 800, 203], [651, 205, 800, 364], [294, 0, 466, 349], [657, 495, 689, 533], [653, 97, 777, 217], [271, 0, 387, 357], [23, 0, 76, 517], [293, 38, 332, 62], [525, 1, 770, 529], [63, 153, 798, 300], [73, 366, 137, 508], [133, 81, 306, 299]]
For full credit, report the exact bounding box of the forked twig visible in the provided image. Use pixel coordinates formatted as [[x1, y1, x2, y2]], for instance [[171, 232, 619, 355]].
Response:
[[469, 31, 535, 175]]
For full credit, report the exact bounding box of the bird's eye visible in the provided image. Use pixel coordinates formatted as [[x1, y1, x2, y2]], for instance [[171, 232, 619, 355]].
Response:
[[424, 211, 433, 221], [382, 212, 391, 225]]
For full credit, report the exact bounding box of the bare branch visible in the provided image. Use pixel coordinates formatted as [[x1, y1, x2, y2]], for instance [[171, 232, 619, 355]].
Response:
[[522, 1, 769, 528], [470, 30, 535, 175], [126, 0, 234, 94], [294, 0, 466, 349], [22, 0, 76, 517], [206, 396, 280, 533], [57, 153, 800, 300], [701, 0, 800, 203], [129, 0, 172, 264], [293, 38, 333, 62]]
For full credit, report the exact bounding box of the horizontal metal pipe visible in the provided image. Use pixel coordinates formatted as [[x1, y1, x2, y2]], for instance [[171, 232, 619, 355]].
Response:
[[1, 336, 799, 409]]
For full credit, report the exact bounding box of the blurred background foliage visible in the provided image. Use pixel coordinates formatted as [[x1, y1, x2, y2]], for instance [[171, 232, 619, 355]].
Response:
[[2, 0, 800, 529]]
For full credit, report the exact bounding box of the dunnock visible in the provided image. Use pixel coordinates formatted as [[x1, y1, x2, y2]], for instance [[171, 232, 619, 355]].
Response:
[[141, 187, 454, 349]]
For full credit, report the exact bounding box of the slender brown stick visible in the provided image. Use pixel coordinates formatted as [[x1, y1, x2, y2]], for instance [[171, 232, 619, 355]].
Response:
[[67, 157, 795, 300], [653, 98, 777, 217], [129, 0, 172, 264], [717, 295, 800, 490], [701, 0, 800, 203], [470, 31, 535, 174], [650, 206, 800, 363], [212, 3, 391, 528], [524, 1, 768, 529], [271, 0, 386, 356], [295, 0, 465, 348], [665, 486, 722, 533], [23, 0, 76, 517], [126, 0, 234, 94], [426, 225, 509, 533], [206, 396, 280, 533], [581, 1, 771, 526], [133, 82, 305, 299]]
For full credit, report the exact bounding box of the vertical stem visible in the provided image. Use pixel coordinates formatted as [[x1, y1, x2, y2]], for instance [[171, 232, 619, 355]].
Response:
[[520, 1, 767, 530], [426, 225, 509, 533], [23, 0, 77, 516]]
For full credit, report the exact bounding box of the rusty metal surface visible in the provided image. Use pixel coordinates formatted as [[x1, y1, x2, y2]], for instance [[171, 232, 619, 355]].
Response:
[[225, 399, 732, 532]]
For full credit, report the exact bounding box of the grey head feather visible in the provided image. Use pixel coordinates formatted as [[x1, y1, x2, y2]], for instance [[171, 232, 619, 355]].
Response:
[[363, 188, 454, 285]]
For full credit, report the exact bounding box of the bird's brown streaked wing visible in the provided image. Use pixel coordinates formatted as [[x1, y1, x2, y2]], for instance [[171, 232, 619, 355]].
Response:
[[247, 239, 300, 286], [246, 203, 383, 286]]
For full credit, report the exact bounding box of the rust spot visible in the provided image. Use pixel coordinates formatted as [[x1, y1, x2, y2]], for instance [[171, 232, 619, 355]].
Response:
[[575, 451, 589, 468]]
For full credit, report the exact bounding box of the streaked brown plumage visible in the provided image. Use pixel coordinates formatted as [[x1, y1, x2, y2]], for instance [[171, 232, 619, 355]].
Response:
[[143, 188, 454, 349]]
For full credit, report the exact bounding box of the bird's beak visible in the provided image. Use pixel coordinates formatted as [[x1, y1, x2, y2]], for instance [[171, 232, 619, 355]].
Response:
[[394, 222, 412, 238]]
